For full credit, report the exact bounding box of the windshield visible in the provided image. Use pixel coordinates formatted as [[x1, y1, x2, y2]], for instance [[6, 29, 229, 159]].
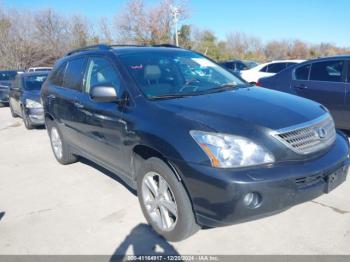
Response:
[[24, 75, 48, 91], [119, 50, 246, 99], [0, 71, 17, 81]]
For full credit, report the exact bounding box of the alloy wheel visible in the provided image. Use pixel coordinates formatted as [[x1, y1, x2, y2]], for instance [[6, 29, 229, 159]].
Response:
[[50, 127, 63, 160], [142, 172, 178, 231]]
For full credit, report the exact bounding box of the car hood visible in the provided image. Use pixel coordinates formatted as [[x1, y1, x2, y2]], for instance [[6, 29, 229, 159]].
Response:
[[155, 87, 327, 133]]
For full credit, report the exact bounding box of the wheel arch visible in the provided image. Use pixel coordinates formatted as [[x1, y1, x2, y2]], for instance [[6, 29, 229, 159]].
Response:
[[131, 144, 182, 182]]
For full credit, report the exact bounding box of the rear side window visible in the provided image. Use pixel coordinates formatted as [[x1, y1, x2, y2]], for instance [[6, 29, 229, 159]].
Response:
[[50, 63, 67, 86], [63, 58, 86, 91], [266, 63, 286, 73], [310, 60, 344, 82], [295, 64, 311, 80]]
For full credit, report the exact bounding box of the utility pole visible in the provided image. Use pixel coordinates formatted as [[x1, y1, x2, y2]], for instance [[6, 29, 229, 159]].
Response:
[[170, 5, 179, 46]]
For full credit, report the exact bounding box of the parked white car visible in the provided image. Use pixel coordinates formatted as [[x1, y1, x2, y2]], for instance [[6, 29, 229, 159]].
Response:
[[27, 67, 52, 72], [240, 60, 305, 84]]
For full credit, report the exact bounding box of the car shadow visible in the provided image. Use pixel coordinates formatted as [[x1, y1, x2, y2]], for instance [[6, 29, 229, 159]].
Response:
[[0, 212, 5, 221], [78, 157, 137, 196], [110, 223, 181, 261]]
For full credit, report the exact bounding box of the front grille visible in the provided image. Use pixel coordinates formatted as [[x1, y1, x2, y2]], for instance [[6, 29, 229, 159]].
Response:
[[274, 114, 336, 155]]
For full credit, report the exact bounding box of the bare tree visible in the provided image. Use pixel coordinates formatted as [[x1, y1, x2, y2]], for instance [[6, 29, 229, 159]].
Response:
[[115, 0, 187, 45]]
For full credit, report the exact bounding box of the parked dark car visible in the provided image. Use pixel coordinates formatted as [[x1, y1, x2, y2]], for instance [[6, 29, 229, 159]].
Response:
[[9, 72, 48, 129], [219, 59, 258, 73], [41, 45, 349, 241], [258, 56, 350, 131], [0, 70, 24, 106]]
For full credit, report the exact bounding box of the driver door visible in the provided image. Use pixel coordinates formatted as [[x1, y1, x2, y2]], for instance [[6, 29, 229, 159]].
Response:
[[74, 56, 129, 174]]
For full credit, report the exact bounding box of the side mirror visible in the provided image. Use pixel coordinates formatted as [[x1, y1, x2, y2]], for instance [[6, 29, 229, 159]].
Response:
[[90, 85, 119, 103]]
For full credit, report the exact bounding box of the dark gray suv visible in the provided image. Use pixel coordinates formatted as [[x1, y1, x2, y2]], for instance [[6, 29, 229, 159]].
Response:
[[41, 45, 349, 241]]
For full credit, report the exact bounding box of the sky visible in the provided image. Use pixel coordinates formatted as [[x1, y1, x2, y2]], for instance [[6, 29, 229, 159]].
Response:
[[3, 0, 349, 47]]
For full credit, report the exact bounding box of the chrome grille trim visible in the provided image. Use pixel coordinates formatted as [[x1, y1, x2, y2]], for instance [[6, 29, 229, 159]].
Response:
[[272, 114, 336, 155]]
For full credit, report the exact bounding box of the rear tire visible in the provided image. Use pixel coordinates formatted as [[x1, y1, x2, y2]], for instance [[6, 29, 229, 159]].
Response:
[[46, 120, 78, 165], [137, 157, 199, 242]]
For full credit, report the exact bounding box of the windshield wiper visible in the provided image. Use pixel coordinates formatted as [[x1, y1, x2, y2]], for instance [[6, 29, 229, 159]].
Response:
[[203, 83, 239, 94], [148, 93, 195, 100]]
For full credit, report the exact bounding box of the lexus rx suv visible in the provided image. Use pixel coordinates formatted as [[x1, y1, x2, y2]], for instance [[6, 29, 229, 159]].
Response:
[[41, 44, 349, 241]]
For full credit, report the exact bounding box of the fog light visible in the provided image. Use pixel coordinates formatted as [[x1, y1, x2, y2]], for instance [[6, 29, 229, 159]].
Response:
[[243, 192, 261, 208]]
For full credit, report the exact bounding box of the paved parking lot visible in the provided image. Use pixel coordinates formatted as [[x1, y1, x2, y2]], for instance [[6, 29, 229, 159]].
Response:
[[0, 106, 350, 256]]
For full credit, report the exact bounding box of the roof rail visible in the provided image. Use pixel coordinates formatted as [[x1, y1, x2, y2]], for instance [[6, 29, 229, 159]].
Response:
[[65, 44, 111, 56], [152, 44, 180, 48], [65, 43, 182, 56]]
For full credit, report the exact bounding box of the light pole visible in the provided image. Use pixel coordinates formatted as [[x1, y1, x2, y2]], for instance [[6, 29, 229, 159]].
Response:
[[170, 5, 179, 46]]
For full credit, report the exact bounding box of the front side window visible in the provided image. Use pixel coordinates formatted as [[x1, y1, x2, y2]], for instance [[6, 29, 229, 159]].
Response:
[[23, 74, 48, 91], [63, 58, 86, 91], [119, 51, 245, 99], [295, 64, 311, 80], [310, 60, 344, 82], [266, 63, 286, 73], [84, 57, 121, 94]]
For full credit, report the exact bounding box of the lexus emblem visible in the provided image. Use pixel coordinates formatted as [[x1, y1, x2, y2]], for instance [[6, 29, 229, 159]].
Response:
[[317, 128, 327, 139]]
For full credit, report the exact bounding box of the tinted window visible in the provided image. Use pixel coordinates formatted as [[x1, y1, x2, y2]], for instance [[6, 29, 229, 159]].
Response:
[[85, 57, 121, 94], [24, 74, 48, 91], [63, 58, 86, 91], [267, 63, 286, 73], [50, 63, 67, 86], [310, 60, 344, 82], [295, 64, 311, 80]]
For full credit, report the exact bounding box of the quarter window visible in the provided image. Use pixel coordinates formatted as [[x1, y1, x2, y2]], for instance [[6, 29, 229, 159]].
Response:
[[295, 64, 311, 80], [309, 60, 344, 82], [84, 57, 121, 94], [63, 58, 86, 91]]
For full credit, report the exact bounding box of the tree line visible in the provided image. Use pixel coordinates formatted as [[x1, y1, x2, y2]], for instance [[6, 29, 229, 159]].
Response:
[[0, 0, 348, 70]]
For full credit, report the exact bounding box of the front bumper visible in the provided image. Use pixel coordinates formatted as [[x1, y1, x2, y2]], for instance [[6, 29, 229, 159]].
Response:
[[25, 108, 45, 125], [175, 132, 349, 227]]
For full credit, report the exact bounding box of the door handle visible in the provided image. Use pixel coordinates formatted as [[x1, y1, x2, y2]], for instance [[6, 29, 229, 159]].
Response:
[[47, 94, 56, 100], [74, 102, 84, 109], [294, 84, 308, 90]]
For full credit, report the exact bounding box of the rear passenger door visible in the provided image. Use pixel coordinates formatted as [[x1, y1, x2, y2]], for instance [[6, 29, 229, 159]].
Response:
[[292, 60, 346, 127], [50, 57, 87, 145], [74, 55, 128, 174]]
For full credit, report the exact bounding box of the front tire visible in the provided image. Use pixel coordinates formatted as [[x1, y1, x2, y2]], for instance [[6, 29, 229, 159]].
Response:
[[137, 157, 199, 242], [22, 108, 33, 130], [47, 120, 78, 165]]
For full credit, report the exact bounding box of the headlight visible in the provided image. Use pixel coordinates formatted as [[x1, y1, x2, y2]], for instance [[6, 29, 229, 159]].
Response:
[[190, 131, 275, 168], [25, 99, 42, 109]]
